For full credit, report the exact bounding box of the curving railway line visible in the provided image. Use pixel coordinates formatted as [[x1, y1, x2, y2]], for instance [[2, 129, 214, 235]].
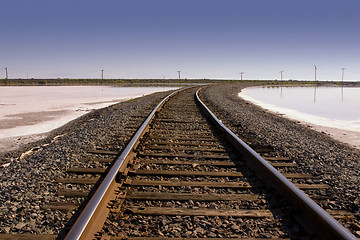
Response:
[[59, 87, 357, 240], [1, 87, 357, 240]]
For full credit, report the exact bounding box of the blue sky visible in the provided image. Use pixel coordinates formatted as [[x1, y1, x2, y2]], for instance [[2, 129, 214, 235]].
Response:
[[1, 0, 359, 80]]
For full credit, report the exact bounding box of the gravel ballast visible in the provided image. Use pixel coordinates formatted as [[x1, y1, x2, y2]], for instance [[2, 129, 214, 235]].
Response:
[[200, 83, 360, 232]]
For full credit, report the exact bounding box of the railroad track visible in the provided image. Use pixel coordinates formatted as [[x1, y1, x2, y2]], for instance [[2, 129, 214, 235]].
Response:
[[1, 87, 357, 240]]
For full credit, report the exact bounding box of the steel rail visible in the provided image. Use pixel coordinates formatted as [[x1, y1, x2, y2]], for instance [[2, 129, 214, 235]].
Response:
[[195, 89, 357, 240], [64, 89, 182, 240]]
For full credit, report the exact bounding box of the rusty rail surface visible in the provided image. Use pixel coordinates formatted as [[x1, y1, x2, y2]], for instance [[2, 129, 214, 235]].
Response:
[[195, 88, 357, 240]]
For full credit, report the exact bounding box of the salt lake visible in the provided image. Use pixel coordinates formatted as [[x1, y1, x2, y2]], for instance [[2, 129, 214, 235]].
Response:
[[239, 86, 360, 148], [0, 86, 177, 152]]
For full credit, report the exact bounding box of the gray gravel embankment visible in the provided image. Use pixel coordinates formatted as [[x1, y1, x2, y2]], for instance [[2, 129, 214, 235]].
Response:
[[0, 90, 175, 235], [200, 83, 360, 225]]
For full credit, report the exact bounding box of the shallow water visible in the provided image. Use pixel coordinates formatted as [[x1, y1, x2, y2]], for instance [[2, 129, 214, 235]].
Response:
[[239, 86, 360, 133], [0, 86, 177, 139]]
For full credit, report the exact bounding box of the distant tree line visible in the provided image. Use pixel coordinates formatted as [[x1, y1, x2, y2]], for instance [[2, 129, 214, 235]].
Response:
[[0, 78, 358, 87]]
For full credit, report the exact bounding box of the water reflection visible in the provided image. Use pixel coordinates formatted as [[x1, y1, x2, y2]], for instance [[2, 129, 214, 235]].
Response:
[[240, 86, 360, 122], [313, 85, 344, 103]]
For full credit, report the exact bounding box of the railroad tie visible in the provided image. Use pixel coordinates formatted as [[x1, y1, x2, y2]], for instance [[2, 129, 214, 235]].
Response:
[[43, 202, 79, 213], [55, 177, 99, 184], [79, 157, 114, 163], [150, 140, 221, 147], [66, 167, 106, 174], [263, 156, 292, 161], [0, 234, 56, 240], [145, 145, 227, 153], [138, 152, 231, 160], [56, 189, 89, 197], [125, 179, 253, 188], [130, 169, 247, 177], [139, 159, 241, 167], [126, 192, 259, 201], [124, 207, 273, 218]]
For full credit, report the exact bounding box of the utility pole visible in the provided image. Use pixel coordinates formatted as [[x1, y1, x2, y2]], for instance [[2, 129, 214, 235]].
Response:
[[177, 71, 181, 80], [4, 67, 8, 79], [101, 70, 104, 80], [280, 70, 284, 81], [314, 65, 317, 82], [341, 68, 345, 83], [240, 72, 244, 81]]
